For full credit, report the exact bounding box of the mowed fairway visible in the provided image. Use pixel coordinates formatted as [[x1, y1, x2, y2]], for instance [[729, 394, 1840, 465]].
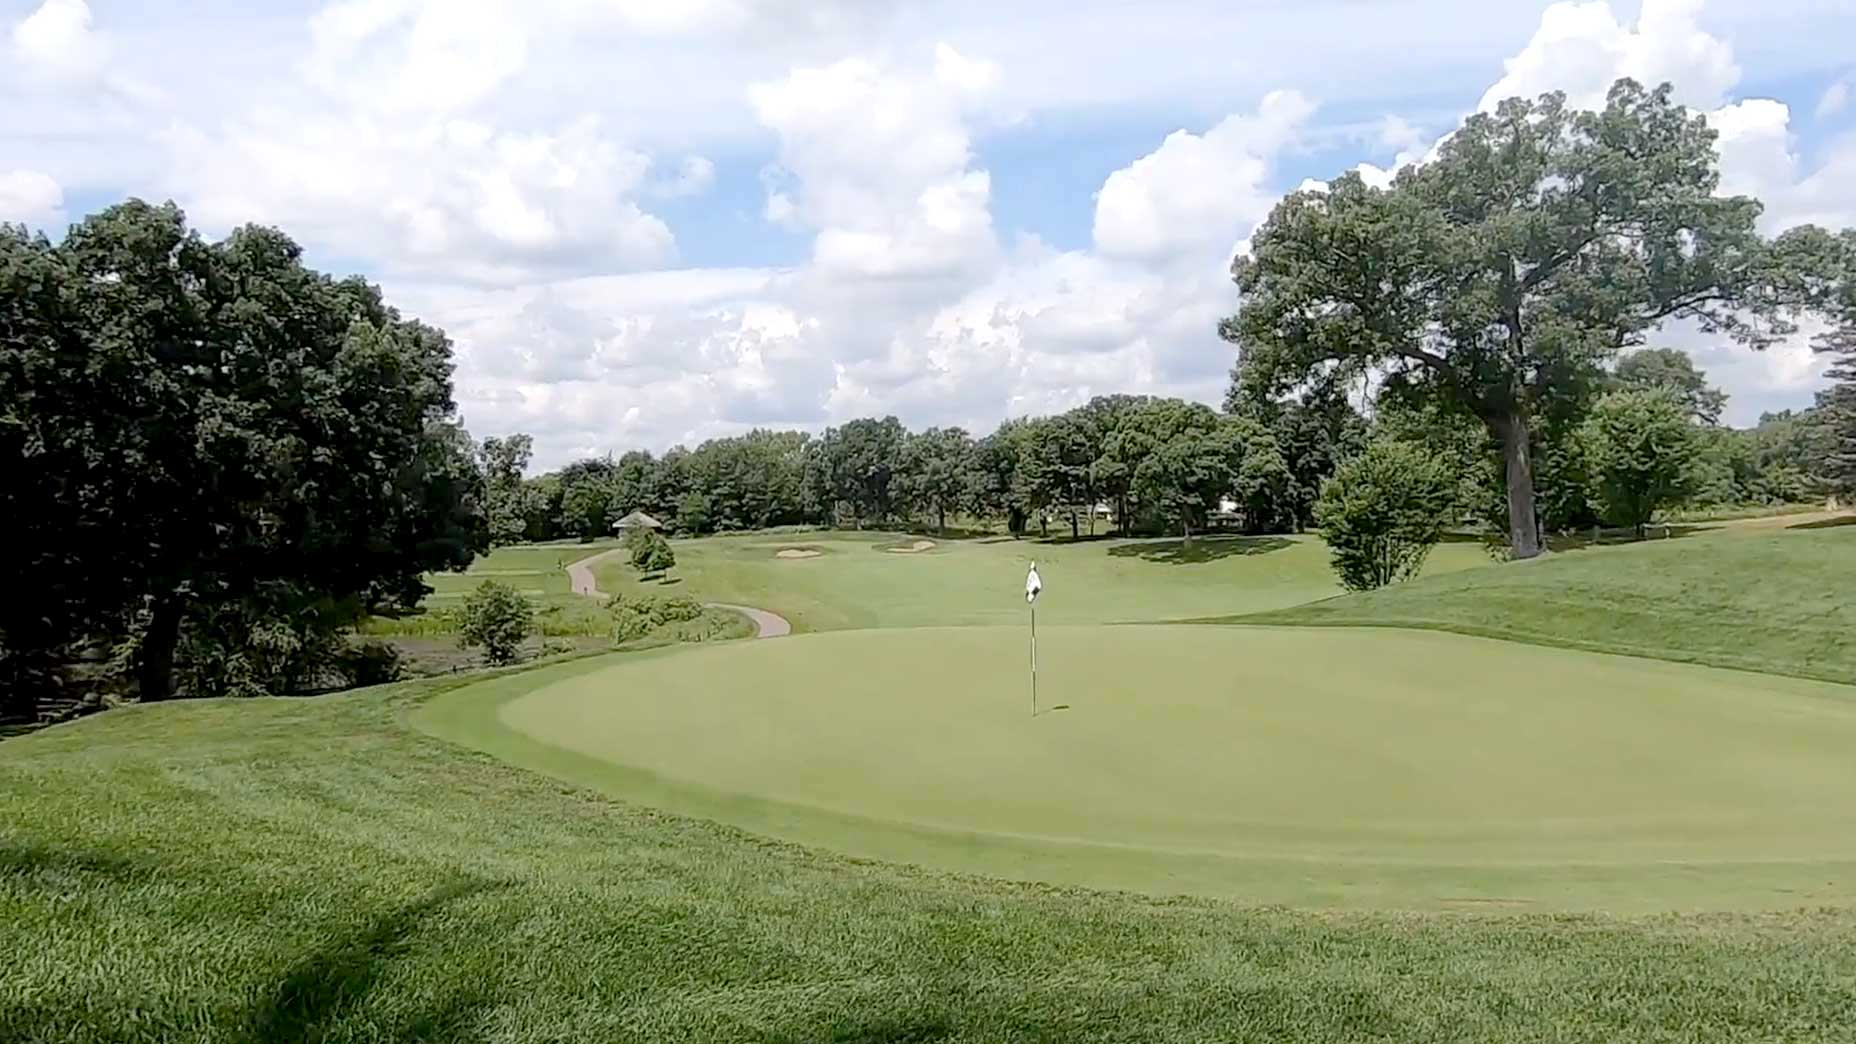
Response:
[[421, 622, 1856, 911]]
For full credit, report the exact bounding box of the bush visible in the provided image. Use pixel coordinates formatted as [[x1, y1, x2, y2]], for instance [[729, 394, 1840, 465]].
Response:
[[609, 592, 705, 644], [334, 641, 404, 688], [629, 532, 677, 578], [458, 581, 534, 665], [1315, 440, 1455, 592]]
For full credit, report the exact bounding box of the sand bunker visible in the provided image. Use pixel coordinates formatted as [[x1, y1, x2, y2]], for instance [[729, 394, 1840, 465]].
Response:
[[776, 548, 823, 559], [886, 540, 937, 554]]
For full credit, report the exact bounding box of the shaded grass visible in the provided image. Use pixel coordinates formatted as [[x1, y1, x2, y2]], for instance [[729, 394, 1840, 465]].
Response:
[[5, 677, 1856, 1042], [1220, 528, 1856, 685]]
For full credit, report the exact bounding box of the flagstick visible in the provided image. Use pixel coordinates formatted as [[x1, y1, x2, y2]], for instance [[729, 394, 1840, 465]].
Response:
[[1029, 601, 1037, 718]]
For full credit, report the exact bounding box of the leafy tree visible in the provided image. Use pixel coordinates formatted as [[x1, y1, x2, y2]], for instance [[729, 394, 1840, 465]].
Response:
[[1019, 412, 1100, 538], [478, 435, 538, 545], [1579, 390, 1701, 535], [458, 581, 533, 666], [1805, 231, 1856, 499], [1, 201, 487, 706], [1230, 422, 1296, 534], [896, 427, 975, 533], [1227, 80, 1800, 560], [676, 491, 714, 535], [630, 532, 676, 578], [969, 421, 1032, 536], [1615, 348, 1728, 425], [1117, 400, 1242, 540], [1315, 440, 1455, 591], [816, 417, 906, 525], [556, 458, 619, 540]]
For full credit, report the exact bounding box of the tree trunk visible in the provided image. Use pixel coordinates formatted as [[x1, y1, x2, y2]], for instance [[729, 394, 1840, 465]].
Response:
[[937, 506, 946, 535], [1495, 412, 1543, 559], [137, 594, 184, 702], [1069, 510, 1079, 540], [1181, 517, 1192, 543]]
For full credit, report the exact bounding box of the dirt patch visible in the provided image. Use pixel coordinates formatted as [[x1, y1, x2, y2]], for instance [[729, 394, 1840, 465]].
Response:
[[776, 548, 823, 559], [886, 540, 937, 554]]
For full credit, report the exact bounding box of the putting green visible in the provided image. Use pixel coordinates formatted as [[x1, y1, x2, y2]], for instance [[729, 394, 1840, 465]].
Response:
[[418, 625, 1856, 911]]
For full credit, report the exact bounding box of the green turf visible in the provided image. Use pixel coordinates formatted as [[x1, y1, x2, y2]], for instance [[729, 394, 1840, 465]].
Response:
[[1226, 525, 1856, 684], [417, 625, 1856, 912], [12, 523, 1856, 1040], [589, 530, 1490, 633], [364, 543, 623, 639], [8, 674, 1856, 1042]]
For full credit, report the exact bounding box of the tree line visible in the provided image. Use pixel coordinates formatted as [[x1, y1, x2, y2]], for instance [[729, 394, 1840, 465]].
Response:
[[487, 394, 1360, 545]]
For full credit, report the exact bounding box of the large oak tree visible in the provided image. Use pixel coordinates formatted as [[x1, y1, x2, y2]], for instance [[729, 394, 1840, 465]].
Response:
[[1224, 80, 1806, 557], [2, 201, 487, 707]]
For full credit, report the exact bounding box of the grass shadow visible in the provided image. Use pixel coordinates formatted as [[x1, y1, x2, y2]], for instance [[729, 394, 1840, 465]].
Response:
[[1106, 535, 1294, 564], [757, 1016, 953, 1044], [1790, 514, 1856, 530], [248, 877, 503, 1043], [0, 842, 161, 884]]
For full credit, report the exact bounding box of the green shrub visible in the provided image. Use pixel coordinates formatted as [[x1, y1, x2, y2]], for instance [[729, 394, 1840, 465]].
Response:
[[629, 532, 677, 578], [457, 581, 534, 665], [609, 593, 705, 644], [1315, 439, 1455, 592], [334, 641, 404, 687]]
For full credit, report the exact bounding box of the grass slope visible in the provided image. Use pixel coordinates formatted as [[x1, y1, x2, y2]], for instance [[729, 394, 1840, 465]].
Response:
[[590, 529, 1488, 633], [7, 676, 1856, 1042], [427, 626, 1856, 912], [1227, 526, 1856, 684]]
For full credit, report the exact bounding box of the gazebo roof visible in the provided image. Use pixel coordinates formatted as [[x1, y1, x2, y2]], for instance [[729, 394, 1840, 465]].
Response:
[[614, 510, 663, 530]]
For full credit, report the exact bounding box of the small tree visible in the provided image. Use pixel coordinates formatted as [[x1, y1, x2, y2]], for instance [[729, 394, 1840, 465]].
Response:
[[458, 581, 534, 665], [676, 492, 713, 535], [1315, 440, 1454, 591], [630, 532, 677, 579], [1580, 389, 1701, 536]]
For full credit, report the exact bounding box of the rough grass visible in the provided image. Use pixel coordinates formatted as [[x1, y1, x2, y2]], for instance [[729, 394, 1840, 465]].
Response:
[[363, 545, 622, 639], [6, 676, 1856, 1042], [1225, 526, 1856, 684]]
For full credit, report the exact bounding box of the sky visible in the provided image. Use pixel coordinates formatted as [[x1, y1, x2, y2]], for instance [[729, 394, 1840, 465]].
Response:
[[4, 0, 1855, 470]]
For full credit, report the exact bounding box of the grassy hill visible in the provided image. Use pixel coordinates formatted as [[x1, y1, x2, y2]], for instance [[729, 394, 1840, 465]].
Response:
[[1223, 523, 1856, 684], [588, 529, 1489, 633], [9, 525, 1856, 1041], [7, 675, 1856, 1043]]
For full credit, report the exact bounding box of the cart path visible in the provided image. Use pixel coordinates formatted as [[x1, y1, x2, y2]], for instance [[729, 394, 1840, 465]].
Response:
[[565, 549, 791, 639]]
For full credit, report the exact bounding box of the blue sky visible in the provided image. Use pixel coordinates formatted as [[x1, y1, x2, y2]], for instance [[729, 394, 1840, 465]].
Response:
[[5, 0, 1855, 467]]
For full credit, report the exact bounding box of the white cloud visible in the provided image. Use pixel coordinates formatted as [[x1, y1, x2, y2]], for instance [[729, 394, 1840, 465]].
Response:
[[0, 169, 64, 229], [10, 0, 104, 84], [1092, 90, 1313, 263], [1817, 78, 1851, 121], [1478, 0, 1738, 112], [12, 0, 1856, 465], [749, 48, 998, 281]]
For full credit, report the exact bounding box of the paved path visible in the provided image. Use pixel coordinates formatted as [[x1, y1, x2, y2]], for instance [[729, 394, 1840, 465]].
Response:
[[564, 549, 791, 639]]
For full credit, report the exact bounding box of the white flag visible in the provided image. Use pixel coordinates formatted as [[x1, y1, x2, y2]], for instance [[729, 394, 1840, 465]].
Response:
[[1025, 562, 1042, 604]]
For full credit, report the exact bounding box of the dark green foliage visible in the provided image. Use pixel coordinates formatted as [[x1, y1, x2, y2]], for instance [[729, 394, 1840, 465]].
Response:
[[676, 492, 713, 535], [1315, 440, 1455, 591], [334, 641, 405, 688], [896, 427, 975, 533], [1580, 390, 1701, 533], [1615, 348, 1728, 425], [0, 201, 488, 712], [608, 592, 705, 643], [478, 435, 538, 545], [457, 581, 533, 666], [629, 532, 676, 578], [1227, 79, 1812, 559]]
